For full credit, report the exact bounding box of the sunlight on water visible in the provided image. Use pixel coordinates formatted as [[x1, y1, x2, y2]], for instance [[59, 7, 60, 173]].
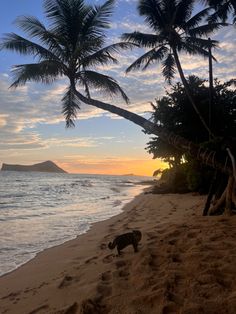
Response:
[[0, 171, 152, 276]]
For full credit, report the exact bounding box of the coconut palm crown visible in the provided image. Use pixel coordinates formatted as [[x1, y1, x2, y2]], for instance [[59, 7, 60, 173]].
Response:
[[1, 0, 134, 127], [122, 0, 227, 135]]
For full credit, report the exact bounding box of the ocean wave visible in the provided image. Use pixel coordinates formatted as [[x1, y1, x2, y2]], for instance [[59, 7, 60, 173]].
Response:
[[0, 172, 146, 276], [110, 187, 120, 193], [112, 200, 122, 207], [0, 247, 17, 252]]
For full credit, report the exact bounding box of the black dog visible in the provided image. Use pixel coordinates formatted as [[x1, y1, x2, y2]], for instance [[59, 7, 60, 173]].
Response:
[[108, 230, 142, 255]]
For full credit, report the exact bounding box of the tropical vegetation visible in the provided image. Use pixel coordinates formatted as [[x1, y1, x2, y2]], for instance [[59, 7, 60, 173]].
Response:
[[147, 76, 236, 196], [204, 0, 236, 23], [0, 0, 235, 215], [122, 0, 227, 136]]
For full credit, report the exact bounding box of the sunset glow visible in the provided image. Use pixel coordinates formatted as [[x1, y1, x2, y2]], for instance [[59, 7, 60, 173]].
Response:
[[58, 157, 168, 176], [0, 1, 235, 176]]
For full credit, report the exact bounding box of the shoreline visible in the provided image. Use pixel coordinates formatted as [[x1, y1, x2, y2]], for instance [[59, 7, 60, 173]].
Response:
[[0, 189, 149, 313], [0, 179, 153, 278], [0, 185, 150, 280], [1, 191, 236, 313]]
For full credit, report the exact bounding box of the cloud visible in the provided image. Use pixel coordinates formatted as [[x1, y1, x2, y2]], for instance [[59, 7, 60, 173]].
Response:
[[0, 129, 117, 151], [0, 114, 8, 127], [0, 18, 235, 170]]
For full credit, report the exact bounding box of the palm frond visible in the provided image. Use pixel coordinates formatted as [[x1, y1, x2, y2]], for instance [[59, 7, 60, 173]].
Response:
[[126, 46, 167, 73], [162, 53, 176, 84], [122, 32, 162, 48], [82, 0, 115, 39], [208, 1, 233, 23], [184, 7, 212, 29], [77, 71, 129, 103], [14, 16, 48, 38], [206, 0, 234, 22], [184, 37, 219, 50], [10, 61, 64, 88], [62, 85, 81, 128], [188, 22, 228, 37], [81, 42, 136, 68], [143, 46, 169, 70], [180, 42, 217, 61], [73, 36, 105, 60], [1, 33, 59, 61], [14, 15, 66, 59], [44, 0, 89, 48], [138, 0, 166, 30], [175, 0, 195, 26]]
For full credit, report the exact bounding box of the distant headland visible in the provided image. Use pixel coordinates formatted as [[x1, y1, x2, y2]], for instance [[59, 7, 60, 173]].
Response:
[[1, 161, 67, 173]]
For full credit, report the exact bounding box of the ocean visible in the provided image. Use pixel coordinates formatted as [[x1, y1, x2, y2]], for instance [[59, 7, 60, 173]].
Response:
[[0, 171, 151, 276]]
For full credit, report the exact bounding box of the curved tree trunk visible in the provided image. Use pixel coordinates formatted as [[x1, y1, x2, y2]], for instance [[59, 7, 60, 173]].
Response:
[[203, 170, 218, 216], [172, 49, 214, 138], [209, 187, 226, 215], [75, 89, 232, 176], [225, 175, 234, 216]]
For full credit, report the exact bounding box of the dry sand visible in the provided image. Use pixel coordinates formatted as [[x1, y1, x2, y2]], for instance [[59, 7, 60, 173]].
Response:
[[1, 191, 236, 314]]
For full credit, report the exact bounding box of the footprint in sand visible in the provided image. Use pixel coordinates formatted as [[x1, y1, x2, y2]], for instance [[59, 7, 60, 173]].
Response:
[[80, 297, 105, 314], [101, 271, 112, 282], [97, 283, 112, 297], [146, 231, 158, 240], [100, 243, 107, 250], [27, 304, 50, 314], [102, 254, 115, 264], [85, 256, 98, 264], [113, 268, 130, 279], [115, 260, 127, 268], [58, 275, 77, 289], [1, 291, 21, 302]]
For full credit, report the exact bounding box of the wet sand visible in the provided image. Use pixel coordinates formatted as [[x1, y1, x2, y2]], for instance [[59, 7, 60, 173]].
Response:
[[1, 192, 236, 313]]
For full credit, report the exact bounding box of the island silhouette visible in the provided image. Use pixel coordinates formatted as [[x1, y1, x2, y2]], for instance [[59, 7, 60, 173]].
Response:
[[1, 161, 67, 173]]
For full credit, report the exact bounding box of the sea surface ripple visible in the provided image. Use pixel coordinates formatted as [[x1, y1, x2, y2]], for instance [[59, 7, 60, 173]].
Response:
[[0, 171, 151, 276]]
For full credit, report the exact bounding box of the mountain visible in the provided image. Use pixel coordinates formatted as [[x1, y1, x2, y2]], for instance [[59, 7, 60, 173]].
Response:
[[1, 161, 67, 173]]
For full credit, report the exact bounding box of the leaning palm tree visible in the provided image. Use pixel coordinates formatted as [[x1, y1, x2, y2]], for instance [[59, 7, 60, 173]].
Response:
[[122, 0, 227, 137], [1, 0, 232, 179]]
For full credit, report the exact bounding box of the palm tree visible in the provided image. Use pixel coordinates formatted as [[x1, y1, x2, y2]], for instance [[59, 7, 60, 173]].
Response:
[[122, 0, 227, 137], [0, 0, 232, 177], [204, 0, 236, 23]]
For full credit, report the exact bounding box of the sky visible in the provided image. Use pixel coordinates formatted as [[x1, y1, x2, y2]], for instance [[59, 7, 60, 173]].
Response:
[[0, 0, 235, 176]]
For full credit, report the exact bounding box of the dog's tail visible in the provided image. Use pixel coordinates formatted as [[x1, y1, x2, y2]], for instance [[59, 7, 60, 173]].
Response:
[[108, 239, 117, 250]]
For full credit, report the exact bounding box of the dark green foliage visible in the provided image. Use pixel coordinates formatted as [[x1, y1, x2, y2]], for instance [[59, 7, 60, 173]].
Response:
[[152, 160, 214, 194], [185, 160, 214, 193], [148, 76, 236, 192], [152, 164, 189, 194]]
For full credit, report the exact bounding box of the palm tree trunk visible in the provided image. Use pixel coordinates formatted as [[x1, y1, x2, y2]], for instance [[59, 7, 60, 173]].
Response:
[[172, 48, 214, 138], [208, 38, 214, 140], [75, 89, 232, 176]]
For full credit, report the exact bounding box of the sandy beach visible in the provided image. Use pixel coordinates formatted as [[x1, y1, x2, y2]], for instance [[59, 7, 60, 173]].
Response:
[[1, 191, 236, 314]]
